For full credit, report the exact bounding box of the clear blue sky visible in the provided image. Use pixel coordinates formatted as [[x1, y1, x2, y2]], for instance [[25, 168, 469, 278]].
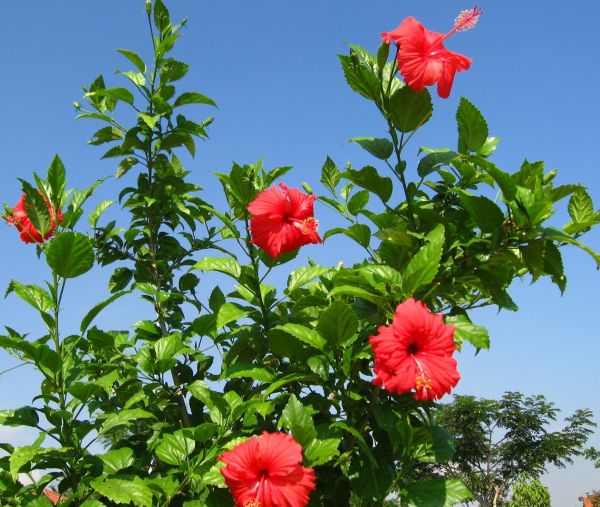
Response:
[[0, 2, 598, 505]]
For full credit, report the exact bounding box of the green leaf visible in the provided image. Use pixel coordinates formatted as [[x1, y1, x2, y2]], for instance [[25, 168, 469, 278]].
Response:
[[47, 154, 66, 204], [417, 150, 459, 178], [477, 136, 500, 157], [458, 193, 505, 235], [0, 407, 39, 427], [99, 409, 153, 434], [91, 477, 153, 507], [216, 303, 250, 329], [445, 315, 490, 350], [9, 434, 44, 479], [89, 126, 124, 145], [478, 159, 517, 201], [338, 53, 380, 102], [156, 431, 195, 466], [349, 449, 395, 501], [280, 395, 317, 447], [80, 291, 129, 333], [344, 166, 393, 203], [388, 86, 433, 133], [5, 281, 53, 313], [520, 239, 566, 292], [88, 200, 114, 227], [271, 323, 326, 351], [403, 224, 445, 295], [568, 188, 595, 225], [153, 334, 185, 372], [457, 97, 488, 153], [262, 373, 315, 397], [95, 369, 119, 395], [117, 48, 146, 73], [87, 87, 135, 106], [187, 382, 228, 426], [347, 189, 370, 215], [329, 285, 385, 306], [304, 437, 340, 466], [174, 92, 217, 108], [317, 301, 358, 347], [542, 241, 567, 293], [138, 113, 161, 129], [307, 355, 329, 380], [121, 70, 146, 87], [320, 156, 341, 191], [543, 228, 600, 268], [46, 232, 94, 278], [68, 382, 102, 403], [26, 497, 54, 507], [117, 157, 138, 178], [402, 478, 473, 507], [287, 266, 330, 293], [349, 137, 393, 160], [331, 421, 378, 466], [222, 364, 274, 383], [109, 267, 134, 293], [412, 426, 455, 464], [193, 257, 241, 278], [326, 224, 371, 248], [153, 0, 170, 32], [345, 224, 371, 248], [160, 59, 189, 82], [376, 42, 390, 74], [100, 447, 135, 474]]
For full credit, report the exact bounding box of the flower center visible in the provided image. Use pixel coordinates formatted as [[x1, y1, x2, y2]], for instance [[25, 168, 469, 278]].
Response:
[[299, 217, 318, 235], [406, 342, 419, 355], [245, 501, 262, 507], [290, 216, 319, 235]]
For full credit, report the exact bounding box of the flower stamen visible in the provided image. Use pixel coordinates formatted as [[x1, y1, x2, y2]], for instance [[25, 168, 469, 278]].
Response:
[[415, 372, 433, 391], [299, 217, 318, 235], [454, 5, 483, 33]]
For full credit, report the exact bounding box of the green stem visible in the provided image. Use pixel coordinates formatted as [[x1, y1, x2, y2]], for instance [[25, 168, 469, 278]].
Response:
[[142, 14, 192, 429], [245, 216, 271, 333], [388, 126, 417, 230]]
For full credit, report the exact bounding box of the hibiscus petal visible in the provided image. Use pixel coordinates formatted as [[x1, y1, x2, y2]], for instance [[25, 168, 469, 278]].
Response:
[[280, 184, 316, 220], [248, 186, 288, 216], [258, 432, 303, 478]]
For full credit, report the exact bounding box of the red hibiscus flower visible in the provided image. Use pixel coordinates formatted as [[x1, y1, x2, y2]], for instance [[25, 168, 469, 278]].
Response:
[[219, 432, 316, 507], [369, 298, 460, 400], [248, 184, 321, 258], [5, 193, 63, 244], [382, 6, 482, 98]]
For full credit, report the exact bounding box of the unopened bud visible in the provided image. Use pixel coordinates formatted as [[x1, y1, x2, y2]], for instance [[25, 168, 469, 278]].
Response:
[[145, 0, 151, 15], [302, 181, 313, 194]]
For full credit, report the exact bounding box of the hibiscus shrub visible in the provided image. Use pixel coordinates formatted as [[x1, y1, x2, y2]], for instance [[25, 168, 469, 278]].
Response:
[[1, 2, 599, 506]]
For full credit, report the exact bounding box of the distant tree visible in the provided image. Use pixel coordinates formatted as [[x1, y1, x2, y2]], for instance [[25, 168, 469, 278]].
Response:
[[584, 446, 600, 468], [508, 474, 550, 507], [436, 392, 596, 507]]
